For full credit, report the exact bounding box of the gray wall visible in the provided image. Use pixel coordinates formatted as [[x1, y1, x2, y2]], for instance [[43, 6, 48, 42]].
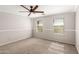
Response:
[[32, 12, 75, 45], [76, 6, 79, 53], [0, 12, 32, 46]]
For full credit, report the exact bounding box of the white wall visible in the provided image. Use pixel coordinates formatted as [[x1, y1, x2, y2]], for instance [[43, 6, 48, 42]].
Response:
[[0, 12, 32, 46], [32, 12, 75, 45], [76, 6, 79, 53]]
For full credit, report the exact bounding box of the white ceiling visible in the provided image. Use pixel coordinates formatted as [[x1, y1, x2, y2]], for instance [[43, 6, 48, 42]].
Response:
[[0, 5, 77, 18]]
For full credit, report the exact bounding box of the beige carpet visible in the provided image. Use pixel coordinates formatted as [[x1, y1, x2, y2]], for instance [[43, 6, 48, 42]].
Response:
[[0, 38, 78, 54]]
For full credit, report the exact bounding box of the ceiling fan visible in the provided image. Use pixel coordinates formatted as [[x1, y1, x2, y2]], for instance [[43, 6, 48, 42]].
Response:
[[20, 5, 44, 16]]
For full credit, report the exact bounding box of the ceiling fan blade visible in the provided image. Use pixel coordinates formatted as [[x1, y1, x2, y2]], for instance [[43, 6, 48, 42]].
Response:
[[32, 5, 38, 11], [34, 11, 44, 13], [20, 5, 30, 11], [28, 12, 31, 16]]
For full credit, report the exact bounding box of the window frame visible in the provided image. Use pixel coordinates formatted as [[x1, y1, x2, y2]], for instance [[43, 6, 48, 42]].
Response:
[[53, 16, 64, 34], [36, 20, 43, 32]]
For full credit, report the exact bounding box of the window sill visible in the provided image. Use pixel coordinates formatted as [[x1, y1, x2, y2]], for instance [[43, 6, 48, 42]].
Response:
[[53, 33, 64, 35]]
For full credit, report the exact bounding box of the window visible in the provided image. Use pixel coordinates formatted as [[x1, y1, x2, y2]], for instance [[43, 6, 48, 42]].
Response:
[[36, 20, 43, 32], [53, 16, 64, 33]]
